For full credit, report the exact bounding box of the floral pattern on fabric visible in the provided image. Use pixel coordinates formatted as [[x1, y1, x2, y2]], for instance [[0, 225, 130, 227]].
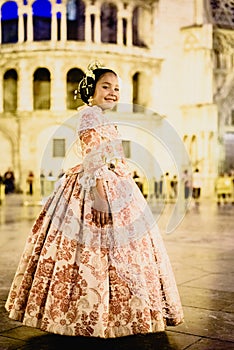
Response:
[[5, 105, 183, 338]]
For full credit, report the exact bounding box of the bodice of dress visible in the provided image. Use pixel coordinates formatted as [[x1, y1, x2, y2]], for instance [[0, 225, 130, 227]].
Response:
[[77, 105, 129, 189]]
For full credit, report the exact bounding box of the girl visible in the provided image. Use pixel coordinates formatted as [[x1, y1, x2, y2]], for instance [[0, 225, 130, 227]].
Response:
[[5, 63, 183, 338]]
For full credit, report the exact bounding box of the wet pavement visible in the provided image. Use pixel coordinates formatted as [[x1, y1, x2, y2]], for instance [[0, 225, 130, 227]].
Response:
[[0, 194, 234, 349]]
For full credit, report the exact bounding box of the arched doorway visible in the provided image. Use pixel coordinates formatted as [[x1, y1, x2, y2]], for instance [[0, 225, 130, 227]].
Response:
[[224, 132, 234, 171], [66, 68, 85, 109], [33, 68, 51, 110], [3, 69, 18, 112], [132, 72, 144, 112]]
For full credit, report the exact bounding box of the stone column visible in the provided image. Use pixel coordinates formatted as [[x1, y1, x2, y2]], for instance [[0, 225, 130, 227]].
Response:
[[94, 10, 101, 43], [201, 130, 215, 197], [151, 2, 159, 49], [60, 4, 67, 41], [126, 13, 132, 46], [51, 4, 57, 41], [18, 7, 24, 43], [117, 14, 123, 45], [117, 68, 132, 112], [18, 61, 33, 111], [51, 62, 66, 111], [85, 6, 92, 43], [194, 0, 203, 25], [27, 5, 33, 41], [202, 131, 210, 174]]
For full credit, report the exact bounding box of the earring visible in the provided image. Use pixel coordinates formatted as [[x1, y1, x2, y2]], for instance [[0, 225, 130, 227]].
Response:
[[88, 97, 93, 106]]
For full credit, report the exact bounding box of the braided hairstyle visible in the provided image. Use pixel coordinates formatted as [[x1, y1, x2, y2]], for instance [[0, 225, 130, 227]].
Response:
[[77, 63, 117, 105]]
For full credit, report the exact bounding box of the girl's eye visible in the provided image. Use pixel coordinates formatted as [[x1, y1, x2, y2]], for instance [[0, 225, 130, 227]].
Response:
[[115, 88, 119, 92]]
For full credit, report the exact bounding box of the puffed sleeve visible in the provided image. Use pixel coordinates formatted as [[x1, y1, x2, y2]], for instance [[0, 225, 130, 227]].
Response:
[[77, 106, 111, 190]]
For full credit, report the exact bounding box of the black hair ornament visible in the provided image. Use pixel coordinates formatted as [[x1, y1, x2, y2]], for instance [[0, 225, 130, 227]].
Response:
[[74, 61, 103, 105]]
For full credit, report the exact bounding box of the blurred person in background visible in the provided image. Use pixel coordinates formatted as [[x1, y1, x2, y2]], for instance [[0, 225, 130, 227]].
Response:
[[215, 172, 233, 206], [3, 167, 15, 194], [170, 175, 178, 201], [192, 168, 202, 206], [182, 169, 192, 206], [26, 171, 35, 196], [132, 170, 143, 193]]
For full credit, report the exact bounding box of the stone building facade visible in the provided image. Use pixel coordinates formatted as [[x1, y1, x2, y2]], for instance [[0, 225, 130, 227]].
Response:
[[0, 0, 233, 197]]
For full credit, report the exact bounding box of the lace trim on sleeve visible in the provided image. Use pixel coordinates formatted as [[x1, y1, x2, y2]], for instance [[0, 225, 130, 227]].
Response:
[[77, 106, 105, 134]]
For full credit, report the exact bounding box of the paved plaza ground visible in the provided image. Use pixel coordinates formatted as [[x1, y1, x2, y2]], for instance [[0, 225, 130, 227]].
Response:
[[0, 194, 234, 350]]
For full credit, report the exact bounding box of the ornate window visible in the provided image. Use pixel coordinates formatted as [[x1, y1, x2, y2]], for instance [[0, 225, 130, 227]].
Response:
[[67, 0, 85, 41], [3, 69, 18, 112], [66, 68, 85, 109], [1, 1, 18, 43], [132, 72, 144, 113], [53, 138, 66, 157], [210, 0, 234, 29], [132, 6, 146, 47], [33, 68, 51, 110], [223, 132, 234, 169], [32, 0, 52, 41], [133, 72, 139, 112], [101, 3, 117, 43]]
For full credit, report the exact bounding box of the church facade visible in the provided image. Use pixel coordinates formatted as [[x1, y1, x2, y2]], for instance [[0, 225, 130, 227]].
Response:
[[0, 0, 233, 197]]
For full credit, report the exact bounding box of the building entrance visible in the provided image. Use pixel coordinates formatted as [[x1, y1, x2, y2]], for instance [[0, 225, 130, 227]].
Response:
[[224, 132, 234, 171]]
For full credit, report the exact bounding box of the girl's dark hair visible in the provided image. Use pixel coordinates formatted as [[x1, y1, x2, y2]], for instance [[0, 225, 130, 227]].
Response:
[[78, 68, 117, 104]]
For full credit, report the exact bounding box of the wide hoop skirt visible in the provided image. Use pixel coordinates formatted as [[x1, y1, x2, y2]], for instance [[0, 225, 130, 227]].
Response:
[[5, 162, 183, 338]]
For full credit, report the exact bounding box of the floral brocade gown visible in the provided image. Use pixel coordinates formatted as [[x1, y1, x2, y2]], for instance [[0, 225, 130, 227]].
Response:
[[5, 105, 183, 338]]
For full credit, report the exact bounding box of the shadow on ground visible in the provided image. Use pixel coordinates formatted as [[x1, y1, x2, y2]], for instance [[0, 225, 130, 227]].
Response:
[[16, 331, 177, 350]]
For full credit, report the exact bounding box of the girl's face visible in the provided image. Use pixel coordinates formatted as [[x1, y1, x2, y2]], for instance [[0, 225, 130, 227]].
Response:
[[92, 72, 120, 110]]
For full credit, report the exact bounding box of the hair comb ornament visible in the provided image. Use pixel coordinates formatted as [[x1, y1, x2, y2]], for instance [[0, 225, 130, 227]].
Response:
[[74, 61, 102, 100], [74, 61, 103, 102]]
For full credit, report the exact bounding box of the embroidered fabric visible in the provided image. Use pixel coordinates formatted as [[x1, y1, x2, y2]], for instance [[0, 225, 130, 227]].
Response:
[[45, 105, 155, 248], [5, 104, 184, 336], [43, 105, 183, 314], [75, 106, 126, 188]]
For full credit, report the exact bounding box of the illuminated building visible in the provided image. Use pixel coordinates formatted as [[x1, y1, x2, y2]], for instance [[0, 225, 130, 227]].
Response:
[[0, 0, 233, 196]]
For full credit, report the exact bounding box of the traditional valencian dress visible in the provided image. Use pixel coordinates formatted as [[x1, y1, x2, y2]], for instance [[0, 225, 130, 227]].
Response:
[[5, 105, 183, 338]]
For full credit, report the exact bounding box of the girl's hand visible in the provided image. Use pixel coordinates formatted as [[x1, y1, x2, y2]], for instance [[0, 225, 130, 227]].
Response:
[[92, 179, 112, 227]]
